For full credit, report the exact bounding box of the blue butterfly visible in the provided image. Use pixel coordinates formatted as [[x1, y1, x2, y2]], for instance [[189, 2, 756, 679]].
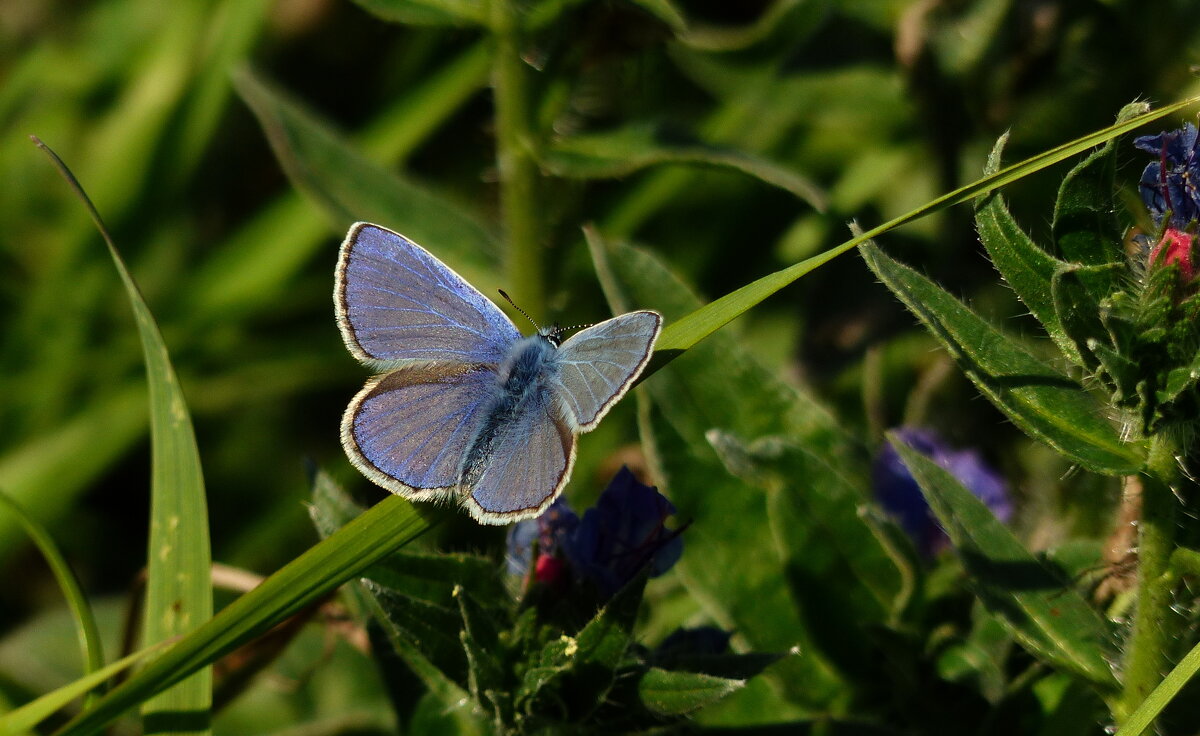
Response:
[[335, 223, 662, 524]]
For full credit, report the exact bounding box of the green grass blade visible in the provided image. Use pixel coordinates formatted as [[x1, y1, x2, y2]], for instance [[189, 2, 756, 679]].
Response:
[[51, 496, 437, 736], [232, 65, 498, 272], [1115, 637, 1200, 736], [542, 122, 827, 212], [33, 138, 213, 733], [648, 94, 1200, 361], [0, 641, 169, 736], [186, 41, 489, 321], [0, 492, 105, 698]]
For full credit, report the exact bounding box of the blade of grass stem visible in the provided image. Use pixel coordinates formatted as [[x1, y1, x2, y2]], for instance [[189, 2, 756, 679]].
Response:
[[644, 94, 1200, 366], [0, 492, 105, 704], [33, 137, 213, 734], [52, 496, 437, 736]]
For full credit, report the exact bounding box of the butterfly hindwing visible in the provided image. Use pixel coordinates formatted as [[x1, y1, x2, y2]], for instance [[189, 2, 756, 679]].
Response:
[[335, 222, 520, 366], [550, 310, 662, 430], [342, 363, 497, 496], [463, 384, 576, 523]]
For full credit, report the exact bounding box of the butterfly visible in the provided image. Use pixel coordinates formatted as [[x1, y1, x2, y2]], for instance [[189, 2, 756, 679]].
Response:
[[335, 222, 662, 524]]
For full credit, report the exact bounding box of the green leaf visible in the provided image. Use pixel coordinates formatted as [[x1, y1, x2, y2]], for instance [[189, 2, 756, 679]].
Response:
[[975, 133, 1080, 365], [0, 641, 169, 735], [638, 95, 1200, 363], [456, 585, 508, 722], [517, 574, 646, 717], [628, 0, 803, 51], [33, 138, 214, 734], [542, 122, 827, 212], [1157, 347, 1200, 405], [710, 429, 902, 614], [707, 431, 909, 664], [860, 239, 1141, 476], [637, 667, 743, 716], [572, 573, 645, 670], [53, 496, 436, 736], [588, 230, 851, 711], [890, 435, 1118, 689], [351, 0, 485, 26], [366, 582, 471, 689], [1051, 262, 1125, 371], [232, 66, 499, 278], [1052, 102, 1149, 273], [308, 471, 474, 700], [0, 492, 105, 700], [1091, 339, 1140, 406]]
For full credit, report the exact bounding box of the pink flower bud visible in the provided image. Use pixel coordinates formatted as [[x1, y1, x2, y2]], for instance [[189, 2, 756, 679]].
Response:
[[1150, 227, 1196, 281]]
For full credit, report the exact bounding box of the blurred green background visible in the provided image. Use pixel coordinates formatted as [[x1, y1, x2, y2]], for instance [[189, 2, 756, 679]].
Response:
[[2, 0, 1199, 731]]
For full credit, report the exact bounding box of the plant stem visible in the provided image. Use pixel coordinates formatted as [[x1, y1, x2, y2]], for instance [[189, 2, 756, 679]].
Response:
[[1118, 433, 1181, 723], [491, 0, 545, 321]]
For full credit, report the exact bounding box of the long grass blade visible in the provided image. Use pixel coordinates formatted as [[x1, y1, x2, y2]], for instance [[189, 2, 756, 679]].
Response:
[[647, 94, 1200, 364], [1114, 639, 1200, 736], [52, 496, 436, 736], [32, 137, 214, 734], [0, 641, 169, 735], [0, 492, 105, 703]]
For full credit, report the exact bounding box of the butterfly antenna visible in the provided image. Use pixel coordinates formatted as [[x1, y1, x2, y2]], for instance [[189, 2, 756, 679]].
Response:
[[498, 289, 543, 332]]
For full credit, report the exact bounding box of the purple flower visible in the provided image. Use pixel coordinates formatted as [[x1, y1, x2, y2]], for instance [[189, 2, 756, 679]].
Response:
[[567, 467, 684, 596], [1135, 123, 1200, 230], [506, 467, 684, 597], [873, 427, 1012, 557]]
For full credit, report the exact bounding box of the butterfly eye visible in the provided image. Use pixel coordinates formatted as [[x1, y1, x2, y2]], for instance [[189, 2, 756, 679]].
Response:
[[542, 324, 563, 347]]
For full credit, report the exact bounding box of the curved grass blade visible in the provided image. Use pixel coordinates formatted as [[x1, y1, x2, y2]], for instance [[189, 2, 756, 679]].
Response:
[[628, 0, 802, 51], [646, 94, 1200, 364], [542, 122, 826, 212], [0, 491, 105, 702], [33, 137, 214, 733], [0, 641, 169, 735], [188, 41, 490, 320], [233, 66, 498, 273], [51, 496, 437, 736], [1115, 637, 1200, 736], [352, 0, 485, 26]]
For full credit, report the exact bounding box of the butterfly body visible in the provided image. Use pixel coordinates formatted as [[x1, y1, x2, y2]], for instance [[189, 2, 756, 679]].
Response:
[[335, 223, 661, 524]]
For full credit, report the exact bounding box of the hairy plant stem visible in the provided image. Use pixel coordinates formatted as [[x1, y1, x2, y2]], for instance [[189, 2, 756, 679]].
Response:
[[1118, 433, 1181, 724], [491, 0, 545, 321]]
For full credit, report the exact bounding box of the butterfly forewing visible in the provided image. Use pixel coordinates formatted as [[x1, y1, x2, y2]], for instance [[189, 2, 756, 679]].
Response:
[[342, 364, 497, 495], [336, 223, 520, 365], [551, 311, 661, 430]]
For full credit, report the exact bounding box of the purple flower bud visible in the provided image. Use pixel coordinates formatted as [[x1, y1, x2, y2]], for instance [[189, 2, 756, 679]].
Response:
[[873, 427, 1012, 557], [1135, 123, 1200, 230], [567, 466, 684, 597]]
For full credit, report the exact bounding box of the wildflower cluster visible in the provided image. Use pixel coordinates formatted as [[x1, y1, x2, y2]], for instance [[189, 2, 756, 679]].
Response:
[[507, 466, 683, 599], [311, 468, 776, 735], [1083, 122, 1200, 434]]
